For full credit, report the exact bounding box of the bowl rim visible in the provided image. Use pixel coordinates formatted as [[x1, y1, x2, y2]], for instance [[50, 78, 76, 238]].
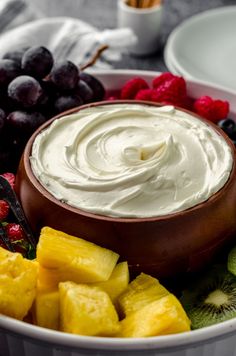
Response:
[[1, 311, 236, 351], [23, 99, 236, 223]]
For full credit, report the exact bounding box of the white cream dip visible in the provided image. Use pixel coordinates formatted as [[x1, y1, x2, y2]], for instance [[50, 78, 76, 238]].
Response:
[[30, 104, 233, 218]]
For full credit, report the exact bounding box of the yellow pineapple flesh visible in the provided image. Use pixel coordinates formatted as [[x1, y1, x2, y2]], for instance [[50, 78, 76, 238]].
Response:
[[117, 273, 169, 317], [117, 294, 191, 337], [37, 227, 119, 283], [92, 261, 129, 302], [34, 290, 60, 330], [59, 281, 120, 336], [157, 296, 191, 335], [37, 265, 61, 291], [0, 247, 38, 320]]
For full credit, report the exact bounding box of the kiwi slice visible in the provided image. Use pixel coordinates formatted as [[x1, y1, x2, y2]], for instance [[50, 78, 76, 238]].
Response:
[[227, 246, 236, 276], [180, 265, 236, 329]]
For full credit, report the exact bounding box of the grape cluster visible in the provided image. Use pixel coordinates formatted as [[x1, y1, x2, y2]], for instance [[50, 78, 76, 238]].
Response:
[[0, 46, 105, 173]]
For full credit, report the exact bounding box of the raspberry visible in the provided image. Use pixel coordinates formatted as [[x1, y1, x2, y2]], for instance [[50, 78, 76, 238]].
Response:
[[152, 72, 176, 88], [151, 77, 187, 106], [120, 77, 149, 100], [135, 89, 153, 101], [135, 87, 191, 109], [212, 99, 230, 120], [5, 223, 24, 242], [1, 172, 15, 189], [0, 200, 9, 221], [193, 96, 229, 123], [5, 222, 27, 255]]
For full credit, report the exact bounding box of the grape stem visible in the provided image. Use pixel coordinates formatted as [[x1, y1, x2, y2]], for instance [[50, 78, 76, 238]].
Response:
[[80, 45, 109, 70]]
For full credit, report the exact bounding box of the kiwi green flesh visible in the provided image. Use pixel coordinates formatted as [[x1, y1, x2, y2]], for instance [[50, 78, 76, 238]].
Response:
[[228, 246, 236, 276], [180, 265, 236, 329]]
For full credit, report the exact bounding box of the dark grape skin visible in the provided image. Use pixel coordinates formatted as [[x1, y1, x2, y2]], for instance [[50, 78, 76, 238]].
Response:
[[79, 72, 105, 101], [29, 111, 46, 130], [50, 60, 79, 90], [0, 108, 6, 133], [21, 46, 54, 79], [54, 95, 83, 114], [0, 59, 21, 88], [2, 110, 45, 173], [217, 118, 236, 140], [8, 75, 43, 108], [76, 80, 94, 103], [3, 47, 29, 66], [0, 149, 11, 174], [0, 91, 19, 114], [37, 80, 59, 118], [40, 80, 58, 99], [6, 111, 46, 136], [0, 135, 26, 174], [0, 118, 4, 132], [39, 80, 58, 105]]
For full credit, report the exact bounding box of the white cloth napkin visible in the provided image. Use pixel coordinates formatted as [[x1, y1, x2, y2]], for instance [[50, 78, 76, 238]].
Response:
[[0, 0, 137, 68]]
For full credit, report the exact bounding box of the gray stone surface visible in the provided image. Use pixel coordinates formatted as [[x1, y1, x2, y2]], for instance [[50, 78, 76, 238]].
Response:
[[28, 0, 236, 72]]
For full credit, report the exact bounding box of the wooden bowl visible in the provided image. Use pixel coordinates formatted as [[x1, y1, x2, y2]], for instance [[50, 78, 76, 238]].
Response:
[[15, 101, 236, 278]]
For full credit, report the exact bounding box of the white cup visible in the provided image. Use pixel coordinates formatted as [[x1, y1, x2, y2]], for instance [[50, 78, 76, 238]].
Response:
[[117, 0, 163, 56]]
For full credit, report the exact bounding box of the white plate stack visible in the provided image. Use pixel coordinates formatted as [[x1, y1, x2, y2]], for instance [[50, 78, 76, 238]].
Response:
[[164, 6, 236, 93]]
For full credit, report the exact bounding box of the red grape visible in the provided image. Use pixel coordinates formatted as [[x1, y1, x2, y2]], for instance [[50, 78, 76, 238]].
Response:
[[79, 72, 105, 101], [7, 111, 45, 136], [8, 75, 43, 108], [0, 108, 6, 133], [54, 95, 83, 113], [0, 59, 21, 88], [22, 46, 54, 79], [50, 60, 79, 90], [0, 45, 106, 173], [76, 80, 94, 103]]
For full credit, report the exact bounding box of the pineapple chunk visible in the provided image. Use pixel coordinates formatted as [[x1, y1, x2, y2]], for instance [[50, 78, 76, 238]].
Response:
[[37, 227, 119, 283], [92, 262, 129, 302], [117, 273, 169, 316], [158, 296, 191, 335], [0, 247, 38, 320], [34, 290, 60, 330], [59, 281, 120, 336], [37, 265, 59, 291], [117, 294, 191, 337]]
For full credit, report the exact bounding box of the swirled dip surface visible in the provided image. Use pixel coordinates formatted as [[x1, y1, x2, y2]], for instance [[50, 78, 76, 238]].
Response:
[[30, 104, 233, 218]]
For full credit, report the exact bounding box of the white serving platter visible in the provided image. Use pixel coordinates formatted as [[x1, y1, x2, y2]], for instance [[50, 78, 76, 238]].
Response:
[[1, 69, 236, 356]]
